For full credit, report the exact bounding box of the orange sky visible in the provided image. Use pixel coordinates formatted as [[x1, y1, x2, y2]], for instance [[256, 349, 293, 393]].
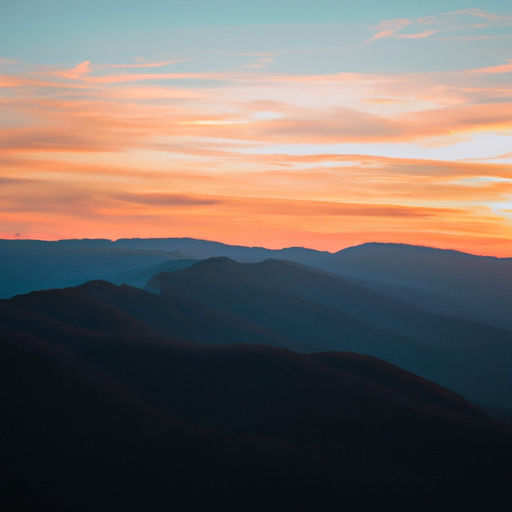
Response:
[[1, 7, 512, 256]]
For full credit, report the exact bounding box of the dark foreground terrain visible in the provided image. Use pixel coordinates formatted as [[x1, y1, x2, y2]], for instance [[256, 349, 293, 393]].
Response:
[[2, 282, 512, 511]]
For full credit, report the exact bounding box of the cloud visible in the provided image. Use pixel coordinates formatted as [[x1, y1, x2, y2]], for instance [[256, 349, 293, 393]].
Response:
[[0, 57, 17, 66], [230, 196, 462, 219], [82, 71, 222, 85], [244, 58, 274, 69], [221, 52, 275, 57], [450, 9, 512, 23], [2, 55, 512, 256], [2, 62, 512, 152], [367, 8, 512, 44], [396, 30, 437, 40], [59, 59, 189, 81], [397, 102, 512, 139], [111, 192, 222, 207], [366, 18, 438, 43], [2, 148, 511, 255], [471, 61, 512, 75], [0, 176, 30, 186], [107, 60, 187, 68], [61, 61, 91, 80]]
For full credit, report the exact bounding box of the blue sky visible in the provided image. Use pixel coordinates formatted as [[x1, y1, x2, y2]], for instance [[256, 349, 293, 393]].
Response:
[[2, 1, 511, 68]]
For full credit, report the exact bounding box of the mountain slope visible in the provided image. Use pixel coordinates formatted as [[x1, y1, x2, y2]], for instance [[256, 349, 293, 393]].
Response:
[[2, 290, 512, 510], [322, 242, 512, 331], [78, 279, 294, 348], [144, 257, 512, 409], [3, 237, 512, 335], [0, 239, 180, 298]]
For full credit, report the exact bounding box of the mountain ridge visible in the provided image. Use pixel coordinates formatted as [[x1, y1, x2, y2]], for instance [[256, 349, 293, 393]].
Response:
[[2, 237, 512, 333], [2, 237, 511, 333], [142, 256, 512, 409], [3, 272, 512, 510]]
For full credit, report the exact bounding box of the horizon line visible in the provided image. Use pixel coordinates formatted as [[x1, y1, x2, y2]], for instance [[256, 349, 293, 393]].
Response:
[[1, 236, 509, 259]]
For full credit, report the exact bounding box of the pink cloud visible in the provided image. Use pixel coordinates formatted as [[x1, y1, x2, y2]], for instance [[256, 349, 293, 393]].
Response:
[[451, 9, 512, 22], [107, 59, 187, 68], [471, 61, 512, 75], [396, 30, 437, 39], [83, 71, 223, 84], [367, 9, 512, 44], [0, 57, 18, 66], [366, 19, 410, 42], [61, 61, 91, 80]]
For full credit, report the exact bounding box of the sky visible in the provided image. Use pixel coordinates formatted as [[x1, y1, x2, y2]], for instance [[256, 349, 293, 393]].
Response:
[[1, 1, 512, 255]]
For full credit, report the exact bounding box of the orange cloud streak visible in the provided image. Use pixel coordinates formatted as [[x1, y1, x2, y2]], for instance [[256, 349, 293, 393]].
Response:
[[1, 59, 512, 256]]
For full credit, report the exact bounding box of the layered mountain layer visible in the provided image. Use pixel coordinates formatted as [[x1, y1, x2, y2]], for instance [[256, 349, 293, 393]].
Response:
[[2, 239, 512, 334], [2, 284, 511, 511]]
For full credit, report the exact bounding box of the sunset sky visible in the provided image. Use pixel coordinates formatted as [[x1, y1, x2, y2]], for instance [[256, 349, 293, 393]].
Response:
[[1, 1, 512, 255]]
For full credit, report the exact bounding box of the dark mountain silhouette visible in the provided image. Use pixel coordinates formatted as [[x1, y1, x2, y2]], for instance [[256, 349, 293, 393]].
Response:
[[1, 286, 512, 511], [318, 243, 512, 332], [0, 237, 327, 298], [106, 258, 199, 288], [3, 238, 512, 510], [78, 279, 294, 347], [145, 257, 512, 410], [0, 238, 512, 330], [2, 238, 512, 334], [3, 250, 512, 409], [0, 239, 181, 298]]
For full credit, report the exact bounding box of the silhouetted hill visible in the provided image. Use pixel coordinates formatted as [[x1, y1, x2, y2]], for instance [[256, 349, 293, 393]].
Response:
[[145, 258, 512, 409], [323, 242, 512, 331], [111, 236, 329, 263], [2, 288, 512, 510], [0, 239, 181, 298], [0, 237, 328, 298], [3, 238, 512, 334], [103, 239, 512, 332], [106, 258, 199, 288], [78, 280, 293, 347], [0, 284, 173, 349], [3, 251, 512, 409]]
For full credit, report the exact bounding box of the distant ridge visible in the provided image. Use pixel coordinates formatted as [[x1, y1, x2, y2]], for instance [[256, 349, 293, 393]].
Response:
[[1, 237, 512, 331], [338, 241, 502, 258], [326, 242, 512, 330]]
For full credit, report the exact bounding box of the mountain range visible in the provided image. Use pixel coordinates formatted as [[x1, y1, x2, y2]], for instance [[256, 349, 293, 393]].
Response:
[[2, 278, 512, 511], [2, 238, 512, 332], [2, 238, 512, 509]]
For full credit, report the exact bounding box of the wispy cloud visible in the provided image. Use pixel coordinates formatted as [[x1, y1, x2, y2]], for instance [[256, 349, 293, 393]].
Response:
[[244, 58, 274, 69], [107, 59, 187, 68], [367, 8, 512, 43], [227, 52, 275, 57], [0, 57, 18, 66], [366, 19, 412, 42], [2, 45, 512, 254], [449, 8, 512, 23], [470, 60, 512, 75], [60, 61, 91, 79], [396, 30, 437, 39], [111, 192, 223, 207], [3, 59, 512, 150]]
